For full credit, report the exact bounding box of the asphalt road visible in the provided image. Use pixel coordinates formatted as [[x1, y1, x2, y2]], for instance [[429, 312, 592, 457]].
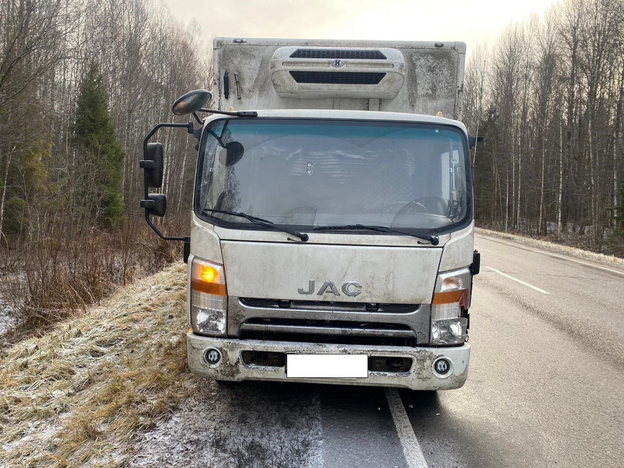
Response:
[[132, 233, 624, 467], [404, 234, 624, 467]]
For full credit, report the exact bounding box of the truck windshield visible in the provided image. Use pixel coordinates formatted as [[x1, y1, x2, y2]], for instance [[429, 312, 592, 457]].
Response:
[[196, 118, 471, 234]]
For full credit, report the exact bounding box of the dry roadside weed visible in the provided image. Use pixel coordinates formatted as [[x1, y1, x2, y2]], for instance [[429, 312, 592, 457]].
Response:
[[0, 262, 197, 467]]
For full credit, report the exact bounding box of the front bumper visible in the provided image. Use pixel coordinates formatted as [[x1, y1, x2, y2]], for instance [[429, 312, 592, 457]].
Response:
[[187, 333, 470, 390]]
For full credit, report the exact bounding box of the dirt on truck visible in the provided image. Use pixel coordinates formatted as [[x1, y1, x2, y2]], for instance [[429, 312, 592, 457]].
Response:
[[140, 38, 480, 391]]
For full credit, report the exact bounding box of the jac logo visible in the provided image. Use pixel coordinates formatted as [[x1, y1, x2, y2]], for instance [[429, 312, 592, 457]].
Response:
[[298, 280, 362, 297]]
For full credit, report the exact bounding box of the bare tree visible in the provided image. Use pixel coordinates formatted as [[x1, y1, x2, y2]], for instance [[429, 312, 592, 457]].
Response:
[[466, 0, 624, 254]]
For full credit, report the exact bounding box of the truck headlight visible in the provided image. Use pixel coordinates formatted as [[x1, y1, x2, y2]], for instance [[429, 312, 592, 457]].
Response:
[[191, 258, 227, 335], [431, 267, 471, 346]]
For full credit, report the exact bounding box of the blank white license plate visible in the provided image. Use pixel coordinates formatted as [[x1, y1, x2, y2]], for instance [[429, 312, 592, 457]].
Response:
[[287, 354, 368, 378]]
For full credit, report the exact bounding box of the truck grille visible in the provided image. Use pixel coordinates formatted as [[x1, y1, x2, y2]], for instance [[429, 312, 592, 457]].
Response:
[[240, 298, 418, 313], [289, 49, 387, 60], [230, 297, 430, 347], [239, 318, 417, 347], [289, 71, 386, 85]]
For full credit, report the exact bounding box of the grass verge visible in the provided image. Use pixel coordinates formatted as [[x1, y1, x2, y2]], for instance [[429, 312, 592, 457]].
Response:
[[0, 262, 198, 467], [476, 227, 624, 269]]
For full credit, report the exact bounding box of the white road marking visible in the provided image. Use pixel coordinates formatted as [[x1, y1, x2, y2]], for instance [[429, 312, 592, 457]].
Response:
[[385, 388, 429, 468], [544, 253, 624, 276], [486, 266, 550, 294], [478, 236, 624, 276]]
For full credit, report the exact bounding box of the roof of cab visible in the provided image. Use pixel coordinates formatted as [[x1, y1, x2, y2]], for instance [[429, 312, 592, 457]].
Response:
[[203, 109, 468, 134]]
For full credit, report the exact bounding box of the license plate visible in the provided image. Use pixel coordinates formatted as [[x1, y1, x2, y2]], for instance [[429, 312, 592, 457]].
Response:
[[287, 354, 368, 378]]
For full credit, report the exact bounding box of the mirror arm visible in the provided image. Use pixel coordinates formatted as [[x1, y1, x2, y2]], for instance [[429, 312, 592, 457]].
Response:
[[144, 209, 189, 243], [192, 111, 203, 125], [143, 122, 192, 148], [198, 108, 258, 118], [468, 135, 484, 149], [142, 121, 197, 243]]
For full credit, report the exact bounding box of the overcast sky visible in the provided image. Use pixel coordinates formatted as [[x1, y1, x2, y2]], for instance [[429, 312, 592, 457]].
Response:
[[162, 0, 562, 57]]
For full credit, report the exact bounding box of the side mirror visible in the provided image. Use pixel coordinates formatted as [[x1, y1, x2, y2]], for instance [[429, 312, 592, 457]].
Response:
[[140, 116, 195, 246], [171, 89, 212, 115], [140, 142, 164, 188], [140, 194, 167, 217]]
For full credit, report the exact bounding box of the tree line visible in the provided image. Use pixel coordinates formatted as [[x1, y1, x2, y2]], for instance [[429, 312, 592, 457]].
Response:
[[463, 0, 624, 255], [0, 0, 207, 242], [0, 0, 208, 321]]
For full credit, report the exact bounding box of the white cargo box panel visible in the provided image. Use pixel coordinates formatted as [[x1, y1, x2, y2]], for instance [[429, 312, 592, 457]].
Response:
[[212, 38, 466, 119]]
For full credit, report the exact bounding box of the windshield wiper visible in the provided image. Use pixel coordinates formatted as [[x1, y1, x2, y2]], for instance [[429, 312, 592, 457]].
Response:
[[312, 224, 439, 245], [202, 208, 309, 242]]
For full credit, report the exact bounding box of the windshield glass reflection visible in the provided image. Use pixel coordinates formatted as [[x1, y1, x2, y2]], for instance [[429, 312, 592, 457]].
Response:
[[197, 119, 470, 233]]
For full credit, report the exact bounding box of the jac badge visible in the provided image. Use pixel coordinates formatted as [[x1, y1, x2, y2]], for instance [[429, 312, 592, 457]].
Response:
[[298, 280, 362, 297]]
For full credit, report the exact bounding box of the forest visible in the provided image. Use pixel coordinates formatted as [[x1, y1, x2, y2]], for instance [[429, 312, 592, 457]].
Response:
[[0, 0, 207, 333], [463, 0, 624, 255], [1, 0, 623, 336]]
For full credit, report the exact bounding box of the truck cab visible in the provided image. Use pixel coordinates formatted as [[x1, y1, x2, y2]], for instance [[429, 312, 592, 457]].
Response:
[[142, 38, 477, 390]]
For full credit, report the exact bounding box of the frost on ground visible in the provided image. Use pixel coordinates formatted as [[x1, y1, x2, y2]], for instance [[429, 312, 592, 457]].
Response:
[[0, 272, 25, 340], [0, 257, 327, 467], [131, 380, 324, 468], [0, 263, 195, 467], [0, 293, 17, 336]]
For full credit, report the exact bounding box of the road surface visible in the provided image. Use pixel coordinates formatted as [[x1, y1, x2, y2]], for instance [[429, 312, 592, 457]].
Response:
[[132, 233, 624, 467]]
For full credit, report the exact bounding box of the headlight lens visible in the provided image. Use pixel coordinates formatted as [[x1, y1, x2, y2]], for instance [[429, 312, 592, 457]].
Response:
[[431, 268, 471, 345], [191, 258, 227, 335]]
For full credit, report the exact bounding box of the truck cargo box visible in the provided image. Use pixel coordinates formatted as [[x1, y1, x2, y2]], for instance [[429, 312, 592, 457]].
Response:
[[213, 38, 466, 119]]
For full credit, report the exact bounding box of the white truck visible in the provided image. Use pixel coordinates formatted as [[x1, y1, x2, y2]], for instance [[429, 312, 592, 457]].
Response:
[[140, 38, 480, 390]]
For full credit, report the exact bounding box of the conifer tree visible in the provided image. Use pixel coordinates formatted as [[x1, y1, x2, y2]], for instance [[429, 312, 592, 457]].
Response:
[[72, 61, 126, 226]]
